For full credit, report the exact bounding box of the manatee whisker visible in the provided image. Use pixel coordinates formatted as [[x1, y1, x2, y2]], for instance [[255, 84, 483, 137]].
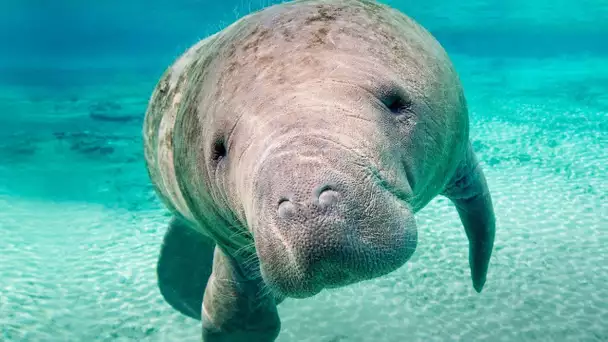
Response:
[[232, 241, 257, 259], [227, 227, 253, 240]]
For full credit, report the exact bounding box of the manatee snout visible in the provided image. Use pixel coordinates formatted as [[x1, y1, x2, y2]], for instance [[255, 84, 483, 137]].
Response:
[[251, 139, 418, 298]]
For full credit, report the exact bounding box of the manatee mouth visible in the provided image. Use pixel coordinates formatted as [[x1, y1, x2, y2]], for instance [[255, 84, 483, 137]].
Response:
[[270, 266, 358, 299], [256, 173, 418, 299], [247, 131, 417, 299], [365, 164, 413, 204]]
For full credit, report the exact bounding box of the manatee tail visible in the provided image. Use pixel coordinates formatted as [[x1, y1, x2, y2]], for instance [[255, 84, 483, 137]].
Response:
[[157, 216, 216, 319], [442, 142, 496, 293]]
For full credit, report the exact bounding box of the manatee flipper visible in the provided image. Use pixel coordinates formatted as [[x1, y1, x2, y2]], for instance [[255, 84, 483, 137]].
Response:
[[202, 247, 281, 342], [442, 142, 496, 293], [157, 216, 216, 320]]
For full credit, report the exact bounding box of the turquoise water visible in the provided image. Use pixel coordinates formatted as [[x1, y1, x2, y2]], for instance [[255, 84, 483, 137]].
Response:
[[1, 0, 607, 341]]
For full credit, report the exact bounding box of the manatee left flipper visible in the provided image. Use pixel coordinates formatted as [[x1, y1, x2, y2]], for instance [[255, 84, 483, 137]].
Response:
[[202, 247, 281, 342], [157, 216, 216, 320], [442, 142, 496, 293]]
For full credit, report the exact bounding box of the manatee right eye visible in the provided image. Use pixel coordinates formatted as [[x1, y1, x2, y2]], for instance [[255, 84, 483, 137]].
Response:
[[381, 92, 413, 116]]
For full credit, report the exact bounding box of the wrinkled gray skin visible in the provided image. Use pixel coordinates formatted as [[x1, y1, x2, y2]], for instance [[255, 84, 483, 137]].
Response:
[[143, 0, 496, 340]]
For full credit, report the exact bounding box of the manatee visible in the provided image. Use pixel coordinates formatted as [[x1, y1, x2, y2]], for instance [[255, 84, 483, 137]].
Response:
[[142, 0, 497, 340]]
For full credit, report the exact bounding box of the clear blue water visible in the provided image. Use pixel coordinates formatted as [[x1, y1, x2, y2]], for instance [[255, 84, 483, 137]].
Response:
[[1, 0, 607, 341]]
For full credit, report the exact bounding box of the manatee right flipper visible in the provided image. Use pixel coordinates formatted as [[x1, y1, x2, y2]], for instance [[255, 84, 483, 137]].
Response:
[[202, 247, 281, 342], [157, 216, 216, 320], [442, 142, 496, 293]]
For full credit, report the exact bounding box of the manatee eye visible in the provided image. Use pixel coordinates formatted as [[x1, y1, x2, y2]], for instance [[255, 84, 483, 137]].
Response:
[[211, 136, 227, 163], [381, 91, 412, 116]]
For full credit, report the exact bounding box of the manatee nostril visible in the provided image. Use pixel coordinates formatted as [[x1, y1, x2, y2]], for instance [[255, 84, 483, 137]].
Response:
[[317, 187, 339, 208], [277, 198, 296, 219]]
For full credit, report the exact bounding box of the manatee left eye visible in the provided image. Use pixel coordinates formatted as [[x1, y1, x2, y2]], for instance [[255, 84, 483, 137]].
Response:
[[382, 92, 413, 116], [211, 136, 227, 164]]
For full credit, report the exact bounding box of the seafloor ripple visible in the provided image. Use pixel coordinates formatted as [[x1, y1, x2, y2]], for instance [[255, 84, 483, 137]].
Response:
[[0, 200, 200, 341]]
